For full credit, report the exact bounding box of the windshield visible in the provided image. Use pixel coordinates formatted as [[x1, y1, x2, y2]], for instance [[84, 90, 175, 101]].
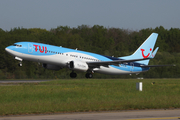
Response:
[[13, 44, 22, 47]]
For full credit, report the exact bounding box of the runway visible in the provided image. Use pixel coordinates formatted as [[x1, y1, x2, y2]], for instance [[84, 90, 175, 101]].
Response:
[[0, 109, 180, 120], [0, 80, 50, 84], [0, 80, 179, 119]]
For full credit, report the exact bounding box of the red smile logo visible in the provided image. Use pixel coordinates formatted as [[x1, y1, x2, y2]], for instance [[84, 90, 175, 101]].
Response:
[[141, 48, 152, 58]]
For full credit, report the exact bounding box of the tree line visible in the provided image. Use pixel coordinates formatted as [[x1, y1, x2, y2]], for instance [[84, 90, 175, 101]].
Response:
[[0, 25, 179, 79]]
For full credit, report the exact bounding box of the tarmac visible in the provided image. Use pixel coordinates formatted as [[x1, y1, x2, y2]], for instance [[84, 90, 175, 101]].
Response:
[[0, 109, 180, 120]]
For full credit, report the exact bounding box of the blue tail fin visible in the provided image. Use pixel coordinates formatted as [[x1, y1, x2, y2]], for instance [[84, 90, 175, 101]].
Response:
[[119, 33, 158, 65]]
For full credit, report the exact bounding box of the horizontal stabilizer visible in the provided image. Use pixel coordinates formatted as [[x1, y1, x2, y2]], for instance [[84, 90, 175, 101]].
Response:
[[140, 64, 176, 67]]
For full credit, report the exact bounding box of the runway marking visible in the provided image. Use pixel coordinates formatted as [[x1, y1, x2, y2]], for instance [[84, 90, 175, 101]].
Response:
[[128, 117, 180, 120]]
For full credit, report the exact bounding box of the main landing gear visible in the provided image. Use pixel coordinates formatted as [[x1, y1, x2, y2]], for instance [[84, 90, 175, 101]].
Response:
[[70, 71, 93, 78], [85, 73, 93, 78], [70, 71, 77, 78]]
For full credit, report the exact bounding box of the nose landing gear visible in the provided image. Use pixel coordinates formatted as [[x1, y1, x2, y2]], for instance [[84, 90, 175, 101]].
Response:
[[18, 62, 22, 67], [14, 57, 23, 67]]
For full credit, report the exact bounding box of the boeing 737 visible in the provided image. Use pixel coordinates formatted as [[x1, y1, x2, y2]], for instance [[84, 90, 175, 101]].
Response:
[[5, 33, 173, 78]]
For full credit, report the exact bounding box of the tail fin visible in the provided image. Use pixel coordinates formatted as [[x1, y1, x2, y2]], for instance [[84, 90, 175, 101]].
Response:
[[119, 33, 158, 65]]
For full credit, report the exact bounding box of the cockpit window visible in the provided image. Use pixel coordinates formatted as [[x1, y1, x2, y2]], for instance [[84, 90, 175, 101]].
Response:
[[14, 44, 22, 47]]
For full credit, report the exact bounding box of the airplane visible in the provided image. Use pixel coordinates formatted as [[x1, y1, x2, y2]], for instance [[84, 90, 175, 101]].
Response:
[[5, 33, 174, 78]]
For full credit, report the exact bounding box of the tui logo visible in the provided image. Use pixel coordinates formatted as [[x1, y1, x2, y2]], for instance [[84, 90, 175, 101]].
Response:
[[141, 48, 152, 58], [33, 44, 47, 53]]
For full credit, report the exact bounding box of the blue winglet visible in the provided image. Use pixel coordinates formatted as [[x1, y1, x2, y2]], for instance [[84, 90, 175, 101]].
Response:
[[149, 47, 159, 58]]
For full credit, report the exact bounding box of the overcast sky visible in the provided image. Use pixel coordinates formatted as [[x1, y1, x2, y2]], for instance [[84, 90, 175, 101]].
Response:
[[0, 0, 179, 31]]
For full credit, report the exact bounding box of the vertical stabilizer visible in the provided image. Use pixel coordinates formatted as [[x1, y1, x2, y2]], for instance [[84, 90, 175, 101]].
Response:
[[119, 33, 158, 65]]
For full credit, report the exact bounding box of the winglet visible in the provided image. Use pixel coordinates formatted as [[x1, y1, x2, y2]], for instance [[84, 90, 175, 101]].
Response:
[[149, 47, 159, 58]]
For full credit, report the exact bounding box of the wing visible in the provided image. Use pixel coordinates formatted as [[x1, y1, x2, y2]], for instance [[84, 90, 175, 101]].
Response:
[[87, 58, 150, 67]]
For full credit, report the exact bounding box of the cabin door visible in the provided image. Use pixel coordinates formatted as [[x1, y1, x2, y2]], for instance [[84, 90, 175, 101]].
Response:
[[28, 43, 33, 53], [130, 63, 134, 72]]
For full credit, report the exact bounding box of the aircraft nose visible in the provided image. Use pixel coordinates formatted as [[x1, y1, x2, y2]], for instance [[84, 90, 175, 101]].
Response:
[[5, 47, 8, 52], [5, 47, 10, 53], [5, 46, 17, 56], [5, 46, 12, 54]]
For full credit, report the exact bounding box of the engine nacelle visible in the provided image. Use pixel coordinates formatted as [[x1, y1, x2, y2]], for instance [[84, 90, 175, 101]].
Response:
[[42, 63, 62, 71], [69, 61, 88, 72]]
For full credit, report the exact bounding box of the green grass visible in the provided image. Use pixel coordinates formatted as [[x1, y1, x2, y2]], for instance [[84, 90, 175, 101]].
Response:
[[0, 79, 180, 115]]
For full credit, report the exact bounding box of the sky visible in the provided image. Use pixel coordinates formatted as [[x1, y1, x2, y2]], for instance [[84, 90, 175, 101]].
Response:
[[0, 0, 180, 31]]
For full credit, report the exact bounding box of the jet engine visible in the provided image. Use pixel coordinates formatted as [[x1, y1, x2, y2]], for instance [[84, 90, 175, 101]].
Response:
[[68, 61, 88, 72]]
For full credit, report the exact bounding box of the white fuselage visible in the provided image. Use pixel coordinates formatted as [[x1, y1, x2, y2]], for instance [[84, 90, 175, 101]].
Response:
[[5, 42, 148, 75]]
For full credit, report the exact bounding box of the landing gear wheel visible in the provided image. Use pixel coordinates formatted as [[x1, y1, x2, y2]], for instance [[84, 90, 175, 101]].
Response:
[[70, 72, 77, 78], [18, 62, 22, 67], [85, 73, 93, 78]]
